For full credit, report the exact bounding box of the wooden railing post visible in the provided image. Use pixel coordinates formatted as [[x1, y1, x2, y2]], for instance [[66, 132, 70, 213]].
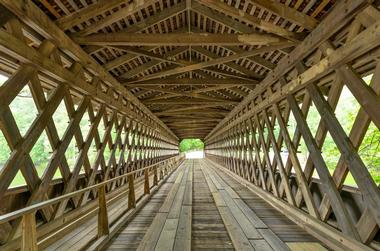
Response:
[[164, 164, 168, 176], [153, 166, 158, 186], [22, 212, 38, 251], [97, 185, 109, 238], [128, 174, 136, 209], [144, 169, 150, 195], [159, 164, 164, 180]]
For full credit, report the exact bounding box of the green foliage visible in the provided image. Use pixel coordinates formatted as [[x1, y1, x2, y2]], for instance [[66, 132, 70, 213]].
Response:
[[179, 139, 204, 152]]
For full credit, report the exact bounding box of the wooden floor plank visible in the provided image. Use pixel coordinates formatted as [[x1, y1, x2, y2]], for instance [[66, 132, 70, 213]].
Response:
[[249, 239, 274, 251], [192, 160, 234, 250], [201, 164, 255, 250], [173, 206, 192, 251], [206, 159, 320, 243], [104, 165, 183, 251], [155, 218, 179, 251], [173, 160, 193, 251], [100, 159, 326, 251], [203, 161, 293, 251], [287, 242, 328, 251], [139, 160, 192, 251], [136, 212, 168, 251]]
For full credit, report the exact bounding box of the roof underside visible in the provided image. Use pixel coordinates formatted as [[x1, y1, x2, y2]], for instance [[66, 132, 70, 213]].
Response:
[[31, 0, 336, 139]]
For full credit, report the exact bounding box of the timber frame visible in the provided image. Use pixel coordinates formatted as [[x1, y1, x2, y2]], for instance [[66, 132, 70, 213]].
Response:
[[0, 0, 380, 250], [205, 0, 380, 249]]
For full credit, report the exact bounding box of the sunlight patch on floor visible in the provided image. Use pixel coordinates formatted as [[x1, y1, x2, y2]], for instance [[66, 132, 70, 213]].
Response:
[[185, 151, 204, 159]]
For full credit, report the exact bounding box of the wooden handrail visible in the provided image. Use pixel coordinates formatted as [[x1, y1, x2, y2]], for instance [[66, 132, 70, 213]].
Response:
[[2, 154, 185, 251], [0, 154, 183, 224]]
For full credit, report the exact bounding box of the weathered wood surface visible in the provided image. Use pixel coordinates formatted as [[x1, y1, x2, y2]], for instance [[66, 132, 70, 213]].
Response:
[[0, 1, 380, 250], [102, 159, 325, 251], [104, 166, 182, 251]]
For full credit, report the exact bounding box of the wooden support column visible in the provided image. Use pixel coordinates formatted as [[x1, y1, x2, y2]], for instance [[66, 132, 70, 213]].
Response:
[[128, 175, 136, 209], [144, 169, 150, 195], [153, 166, 158, 186], [21, 212, 38, 251], [97, 185, 109, 238]]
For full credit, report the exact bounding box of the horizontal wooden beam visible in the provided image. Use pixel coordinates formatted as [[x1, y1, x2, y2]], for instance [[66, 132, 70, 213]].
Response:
[[249, 0, 318, 30], [140, 85, 242, 98], [175, 131, 209, 133], [123, 78, 258, 86], [144, 100, 238, 105], [195, 0, 302, 41], [115, 46, 258, 81], [75, 0, 158, 36], [169, 125, 219, 129], [112, 46, 182, 65], [73, 33, 288, 46], [192, 46, 263, 79], [129, 43, 295, 82], [208, 15, 380, 139], [135, 86, 239, 102], [156, 109, 230, 116], [160, 113, 223, 118], [192, 1, 252, 33], [166, 120, 220, 125], [0, 0, 178, 141], [119, 47, 188, 78], [225, 46, 276, 71], [206, 0, 368, 140], [55, 0, 125, 30], [173, 127, 214, 131], [176, 133, 208, 136], [154, 104, 228, 114]]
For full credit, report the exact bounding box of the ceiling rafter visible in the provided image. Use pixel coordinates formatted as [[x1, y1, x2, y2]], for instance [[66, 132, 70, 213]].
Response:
[[247, 0, 318, 30], [192, 46, 263, 79], [8, 0, 338, 140], [195, 0, 303, 41], [145, 100, 237, 105], [135, 85, 239, 102], [73, 32, 289, 46], [75, 0, 159, 36], [123, 78, 257, 86], [128, 42, 296, 82]]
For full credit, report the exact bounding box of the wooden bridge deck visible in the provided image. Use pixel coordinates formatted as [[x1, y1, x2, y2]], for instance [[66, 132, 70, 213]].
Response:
[[103, 159, 327, 251]]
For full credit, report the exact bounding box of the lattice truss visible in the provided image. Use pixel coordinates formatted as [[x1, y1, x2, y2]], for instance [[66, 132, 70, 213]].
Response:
[[205, 1, 380, 247], [0, 0, 380, 249], [0, 2, 179, 243], [21, 0, 335, 139]]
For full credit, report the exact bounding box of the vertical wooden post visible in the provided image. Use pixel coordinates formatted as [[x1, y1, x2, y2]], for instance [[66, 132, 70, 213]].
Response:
[[153, 166, 158, 186], [128, 174, 136, 209], [159, 164, 164, 180], [144, 169, 150, 194], [22, 212, 38, 251], [97, 185, 109, 238]]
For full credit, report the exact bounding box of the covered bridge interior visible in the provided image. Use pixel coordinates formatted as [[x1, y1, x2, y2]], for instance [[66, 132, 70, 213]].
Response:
[[0, 0, 380, 250]]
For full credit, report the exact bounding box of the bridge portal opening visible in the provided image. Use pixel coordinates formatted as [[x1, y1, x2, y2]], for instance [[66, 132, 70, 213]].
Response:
[[179, 139, 205, 159]]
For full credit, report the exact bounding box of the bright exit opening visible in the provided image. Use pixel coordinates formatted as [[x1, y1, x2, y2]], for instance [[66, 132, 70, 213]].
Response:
[[179, 139, 204, 159]]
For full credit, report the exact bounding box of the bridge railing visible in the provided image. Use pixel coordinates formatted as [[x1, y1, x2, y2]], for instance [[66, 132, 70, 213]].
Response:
[[0, 1, 180, 247], [0, 154, 184, 250], [205, 2, 380, 250]]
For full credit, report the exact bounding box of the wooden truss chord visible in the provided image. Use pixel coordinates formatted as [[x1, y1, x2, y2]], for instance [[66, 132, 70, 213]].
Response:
[[206, 0, 368, 140], [123, 78, 257, 86], [128, 43, 295, 82], [195, 0, 302, 41], [73, 33, 289, 47]]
